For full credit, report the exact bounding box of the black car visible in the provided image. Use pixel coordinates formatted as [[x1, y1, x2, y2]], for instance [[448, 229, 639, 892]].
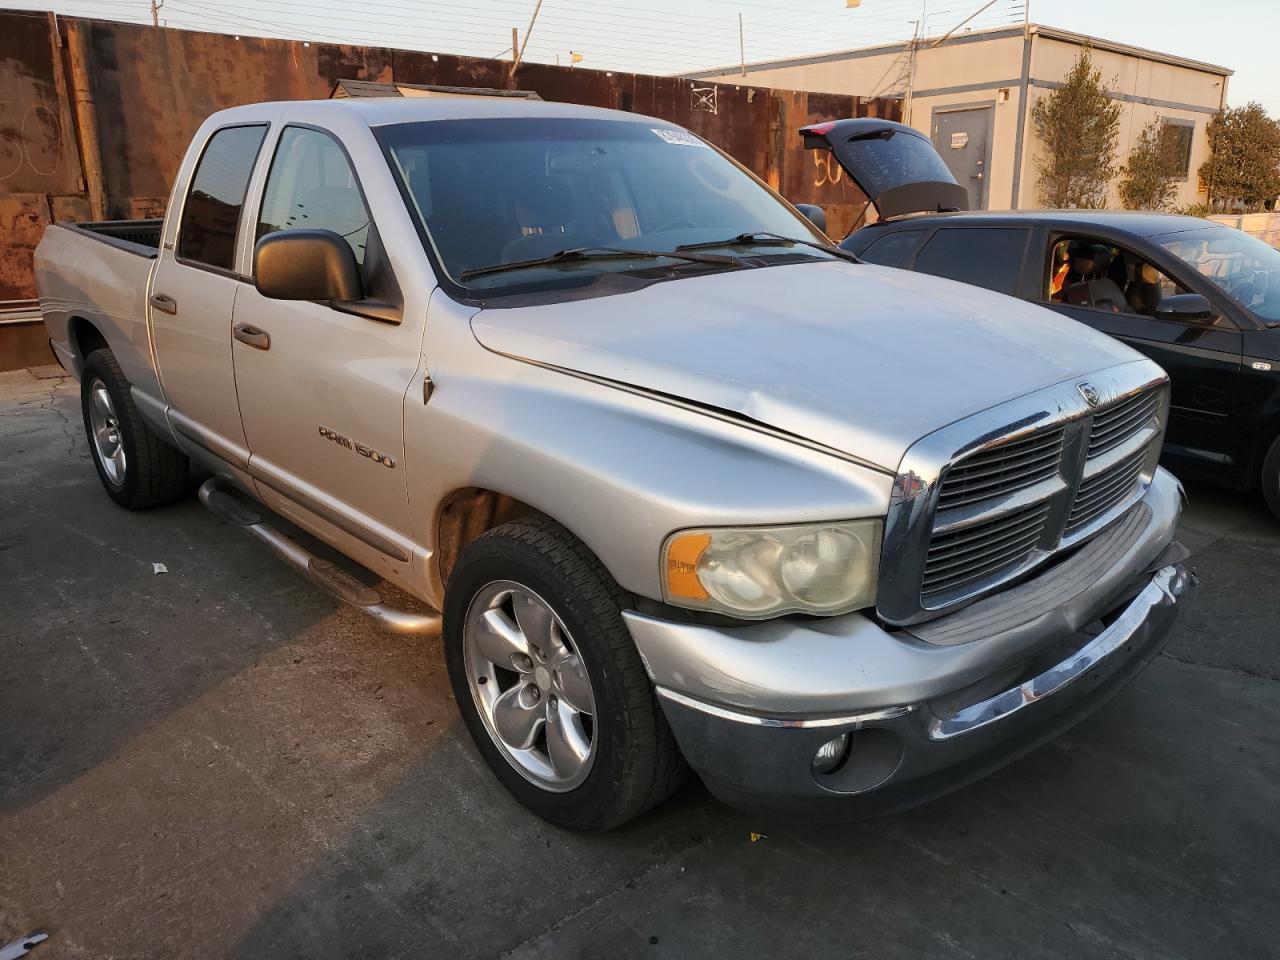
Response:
[[800, 118, 1280, 520]]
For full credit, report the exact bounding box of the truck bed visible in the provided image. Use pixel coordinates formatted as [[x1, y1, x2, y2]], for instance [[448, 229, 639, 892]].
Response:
[[67, 219, 164, 257]]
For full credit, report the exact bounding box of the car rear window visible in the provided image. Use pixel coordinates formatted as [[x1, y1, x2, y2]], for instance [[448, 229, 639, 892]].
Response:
[[177, 124, 268, 272], [857, 229, 924, 268], [913, 227, 1027, 295]]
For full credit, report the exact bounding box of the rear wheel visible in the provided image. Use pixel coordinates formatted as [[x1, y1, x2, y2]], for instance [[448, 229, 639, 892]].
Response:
[[1262, 434, 1280, 522], [443, 516, 687, 831], [80, 348, 189, 509]]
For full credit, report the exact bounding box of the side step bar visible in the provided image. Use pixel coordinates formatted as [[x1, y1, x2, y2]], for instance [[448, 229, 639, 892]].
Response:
[[198, 477, 441, 635]]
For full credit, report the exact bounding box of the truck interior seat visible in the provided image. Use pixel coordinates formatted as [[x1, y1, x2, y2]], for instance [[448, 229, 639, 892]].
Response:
[[1126, 261, 1163, 315], [1064, 244, 1127, 312]]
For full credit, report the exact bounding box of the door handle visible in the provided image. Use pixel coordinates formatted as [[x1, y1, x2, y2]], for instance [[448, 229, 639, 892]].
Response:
[[149, 293, 178, 315], [233, 323, 271, 350]]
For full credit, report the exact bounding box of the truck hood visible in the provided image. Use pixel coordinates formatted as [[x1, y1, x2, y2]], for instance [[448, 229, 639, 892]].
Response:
[[469, 260, 1141, 471]]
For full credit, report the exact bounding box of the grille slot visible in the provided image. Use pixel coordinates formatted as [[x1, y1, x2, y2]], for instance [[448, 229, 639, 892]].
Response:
[[935, 428, 1065, 511], [1066, 449, 1147, 533], [1088, 389, 1158, 456], [922, 502, 1050, 599]]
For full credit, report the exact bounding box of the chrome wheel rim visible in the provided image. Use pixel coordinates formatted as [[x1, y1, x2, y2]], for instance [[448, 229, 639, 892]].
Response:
[[463, 580, 597, 792], [88, 379, 126, 486]]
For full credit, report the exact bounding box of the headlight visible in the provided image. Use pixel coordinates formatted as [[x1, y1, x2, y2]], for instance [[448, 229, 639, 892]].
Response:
[[662, 520, 882, 618]]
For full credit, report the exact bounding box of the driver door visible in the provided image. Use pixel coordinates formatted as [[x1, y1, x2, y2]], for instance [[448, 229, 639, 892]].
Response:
[[1039, 234, 1243, 469], [231, 124, 425, 577]]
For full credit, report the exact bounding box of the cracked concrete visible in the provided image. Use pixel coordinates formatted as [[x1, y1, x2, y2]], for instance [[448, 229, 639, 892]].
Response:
[[1, 371, 1277, 959]]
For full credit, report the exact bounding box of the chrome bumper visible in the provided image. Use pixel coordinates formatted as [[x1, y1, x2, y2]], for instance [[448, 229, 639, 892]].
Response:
[[623, 468, 1190, 818], [927, 563, 1188, 740]]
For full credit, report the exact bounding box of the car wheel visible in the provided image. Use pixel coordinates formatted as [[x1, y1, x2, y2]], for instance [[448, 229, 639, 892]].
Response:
[[444, 515, 687, 831], [1262, 434, 1280, 523], [81, 348, 189, 509]]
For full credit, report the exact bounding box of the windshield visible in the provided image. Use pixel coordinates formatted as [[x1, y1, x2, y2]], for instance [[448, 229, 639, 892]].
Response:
[[375, 118, 826, 292], [1156, 225, 1280, 323]]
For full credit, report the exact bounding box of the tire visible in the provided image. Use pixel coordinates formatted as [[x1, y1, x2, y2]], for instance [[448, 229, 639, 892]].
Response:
[[80, 348, 189, 510], [1262, 434, 1280, 523], [444, 515, 687, 831]]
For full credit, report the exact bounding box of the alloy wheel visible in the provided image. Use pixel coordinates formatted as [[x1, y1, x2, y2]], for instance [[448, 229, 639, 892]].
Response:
[[462, 580, 598, 792]]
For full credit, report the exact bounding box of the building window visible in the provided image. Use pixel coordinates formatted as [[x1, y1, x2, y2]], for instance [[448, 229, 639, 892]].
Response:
[[1161, 118, 1195, 180]]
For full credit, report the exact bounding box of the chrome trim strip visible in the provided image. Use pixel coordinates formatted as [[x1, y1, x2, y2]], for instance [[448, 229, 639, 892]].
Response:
[[927, 564, 1189, 740], [170, 408, 250, 471], [656, 686, 914, 730], [246, 459, 413, 563]]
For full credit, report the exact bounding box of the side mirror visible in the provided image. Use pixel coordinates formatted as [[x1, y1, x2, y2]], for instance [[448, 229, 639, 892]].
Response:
[[254, 229, 363, 303], [1155, 292, 1214, 323], [792, 203, 828, 234]]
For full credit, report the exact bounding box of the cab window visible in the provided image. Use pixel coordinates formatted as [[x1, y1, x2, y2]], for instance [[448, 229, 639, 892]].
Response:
[[1046, 238, 1186, 317], [913, 227, 1027, 295], [177, 124, 268, 271], [257, 126, 370, 266]]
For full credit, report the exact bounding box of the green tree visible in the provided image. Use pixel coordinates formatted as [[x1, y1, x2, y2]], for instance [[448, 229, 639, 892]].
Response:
[[1199, 102, 1280, 213], [1118, 120, 1183, 211], [1031, 48, 1122, 208]]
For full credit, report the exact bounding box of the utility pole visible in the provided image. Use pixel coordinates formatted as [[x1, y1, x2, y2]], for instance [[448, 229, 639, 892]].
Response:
[[510, 0, 544, 79], [150, 0, 163, 27], [903, 19, 920, 126], [738, 13, 746, 77]]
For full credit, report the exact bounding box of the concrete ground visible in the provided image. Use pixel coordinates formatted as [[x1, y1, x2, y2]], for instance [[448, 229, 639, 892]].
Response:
[[1, 369, 1277, 960]]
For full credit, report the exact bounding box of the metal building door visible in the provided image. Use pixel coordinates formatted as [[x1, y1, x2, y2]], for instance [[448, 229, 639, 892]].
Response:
[[932, 107, 992, 210]]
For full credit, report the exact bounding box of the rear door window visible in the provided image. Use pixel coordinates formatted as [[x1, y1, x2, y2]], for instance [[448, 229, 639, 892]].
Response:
[[913, 227, 1027, 295], [177, 124, 268, 271], [857, 229, 924, 268]]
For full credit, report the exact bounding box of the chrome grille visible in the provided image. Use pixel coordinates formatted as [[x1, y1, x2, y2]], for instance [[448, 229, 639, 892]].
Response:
[[1088, 389, 1159, 456], [878, 367, 1169, 626], [935, 428, 1065, 511], [922, 502, 1051, 599], [1066, 449, 1147, 533]]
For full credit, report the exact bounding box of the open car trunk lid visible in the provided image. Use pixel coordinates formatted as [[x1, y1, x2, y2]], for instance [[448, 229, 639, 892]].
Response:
[[800, 118, 969, 220]]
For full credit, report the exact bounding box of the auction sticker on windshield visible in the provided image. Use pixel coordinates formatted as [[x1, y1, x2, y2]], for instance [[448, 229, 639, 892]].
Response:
[[651, 128, 709, 147]]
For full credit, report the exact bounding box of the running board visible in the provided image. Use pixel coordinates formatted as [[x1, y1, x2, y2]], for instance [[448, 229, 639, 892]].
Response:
[[198, 478, 441, 635]]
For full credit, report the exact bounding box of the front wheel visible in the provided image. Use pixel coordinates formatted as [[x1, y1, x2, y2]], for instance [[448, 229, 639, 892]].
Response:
[[1262, 434, 1280, 523], [443, 516, 687, 831], [80, 348, 189, 509]]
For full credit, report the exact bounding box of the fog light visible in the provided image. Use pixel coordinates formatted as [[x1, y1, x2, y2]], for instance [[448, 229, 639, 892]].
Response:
[[811, 733, 850, 774]]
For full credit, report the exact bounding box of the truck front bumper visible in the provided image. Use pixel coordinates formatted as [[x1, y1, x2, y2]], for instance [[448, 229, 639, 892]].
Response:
[[622, 468, 1191, 819]]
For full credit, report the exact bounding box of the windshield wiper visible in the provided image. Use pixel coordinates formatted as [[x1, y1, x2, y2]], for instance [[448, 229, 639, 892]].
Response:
[[677, 231, 860, 263], [460, 246, 745, 280]]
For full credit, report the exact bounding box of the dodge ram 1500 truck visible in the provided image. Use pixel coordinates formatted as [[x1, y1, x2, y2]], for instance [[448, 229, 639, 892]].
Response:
[[36, 97, 1191, 831]]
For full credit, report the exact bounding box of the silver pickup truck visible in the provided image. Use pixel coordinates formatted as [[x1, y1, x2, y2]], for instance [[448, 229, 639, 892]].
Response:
[[35, 96, 1190, 831]]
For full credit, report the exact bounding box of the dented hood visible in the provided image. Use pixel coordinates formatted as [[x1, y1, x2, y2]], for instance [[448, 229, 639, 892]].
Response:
[[469, 260, 1141, 471]]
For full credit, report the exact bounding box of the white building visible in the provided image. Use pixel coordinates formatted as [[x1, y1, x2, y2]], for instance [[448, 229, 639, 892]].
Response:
[[686, 24, 1232, 212]]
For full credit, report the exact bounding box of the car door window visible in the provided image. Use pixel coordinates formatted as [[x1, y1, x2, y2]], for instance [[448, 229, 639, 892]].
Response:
[[857, 229, 924, 267], [257, 126, 371, 266], [177, 124, 267, 271], [1046, 238, 1187, 317], [912, 227, 1026, 295]]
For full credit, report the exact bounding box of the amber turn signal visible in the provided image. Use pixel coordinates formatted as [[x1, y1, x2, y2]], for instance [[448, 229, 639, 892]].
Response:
[[665, 531, 712, 600]]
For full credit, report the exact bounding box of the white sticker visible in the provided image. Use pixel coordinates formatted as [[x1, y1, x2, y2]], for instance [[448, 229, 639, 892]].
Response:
[[652, 128, 709, 147], [950, 131, 969, 149]]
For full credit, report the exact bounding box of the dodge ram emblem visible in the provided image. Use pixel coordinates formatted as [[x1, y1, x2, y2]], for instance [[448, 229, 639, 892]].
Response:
[[1077, 382, 1101, 408]]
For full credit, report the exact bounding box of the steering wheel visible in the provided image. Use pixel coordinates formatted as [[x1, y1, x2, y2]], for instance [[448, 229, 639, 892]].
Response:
[[653, 219, 696, 233]]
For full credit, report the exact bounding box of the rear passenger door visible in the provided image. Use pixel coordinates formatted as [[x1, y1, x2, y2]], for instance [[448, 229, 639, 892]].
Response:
[[1036, 233, 1243, 468], [151, 123, 268, 464]]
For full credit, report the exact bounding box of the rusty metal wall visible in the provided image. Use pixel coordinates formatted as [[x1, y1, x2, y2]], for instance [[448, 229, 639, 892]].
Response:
[[0, 10, 899, 312]]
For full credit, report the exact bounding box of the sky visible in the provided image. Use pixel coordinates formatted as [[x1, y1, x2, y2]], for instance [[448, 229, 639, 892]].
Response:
[[10, 0, 1278, 113]]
